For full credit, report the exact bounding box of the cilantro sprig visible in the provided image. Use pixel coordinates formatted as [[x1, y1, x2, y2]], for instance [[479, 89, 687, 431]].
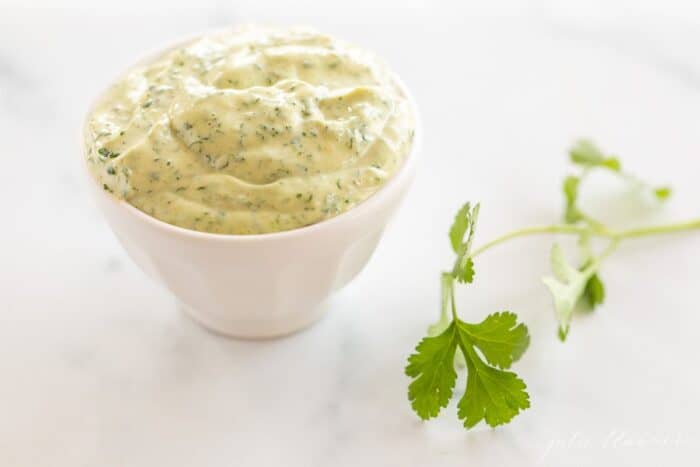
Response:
[[407, 202, 530, 428], [406, 140, 700, 430]]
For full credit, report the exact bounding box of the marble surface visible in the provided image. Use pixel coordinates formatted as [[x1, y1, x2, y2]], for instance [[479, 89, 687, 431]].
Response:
[[1, 4, 700, 466]]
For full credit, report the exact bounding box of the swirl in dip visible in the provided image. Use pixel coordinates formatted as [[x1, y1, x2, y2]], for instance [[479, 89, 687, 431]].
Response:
[[85, 26, 415, 234]]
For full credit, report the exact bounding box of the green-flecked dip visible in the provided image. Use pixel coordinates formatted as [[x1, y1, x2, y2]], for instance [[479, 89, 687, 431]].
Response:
[[85, 26, 415, 235]]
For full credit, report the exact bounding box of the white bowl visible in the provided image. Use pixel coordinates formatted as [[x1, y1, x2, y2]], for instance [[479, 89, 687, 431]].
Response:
[[82, 34, 420, 339]]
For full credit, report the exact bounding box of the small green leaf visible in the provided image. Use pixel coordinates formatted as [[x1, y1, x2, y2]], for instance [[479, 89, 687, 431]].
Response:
[[457, 312, 530, 369], [550, 241, 579, 282], [406, 323, 459, 420], [654, 186, 672, 201], [449, 203, 480, 254], [458, 357, 530, 428], [449, 203, 472, 254], [602, 157, 621, 171], [449, 203, 480, 284], [571, 141, 672, 205], [569, 139, 621, 172], [557, 326, 569, 342], [454, 256, 475, 284], [542, 244, 599, 341], [570, 139, 604, 164], [583, 273, 606, 309], [456, 325, 530, 428]]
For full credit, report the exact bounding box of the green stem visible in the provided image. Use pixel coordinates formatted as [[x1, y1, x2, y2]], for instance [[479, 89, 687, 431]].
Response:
[[440, 272, 452, 322], [470, 218, 700, 258], [470, 225, 589, 258], [614, 218, 700, 239], [449, 278, 458, 321], [579, 211, 611, 235]]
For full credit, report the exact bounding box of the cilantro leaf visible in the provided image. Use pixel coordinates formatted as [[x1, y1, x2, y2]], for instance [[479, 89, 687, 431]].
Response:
[[654, 186, 672, 201], [542, 243, 600, 340], [583, 273, 605, 309], [454, 256, 475, 284], [406, 315, 531, 428], [455, 319, 530, 428], [457, 343, 530, 428], [578, 237, 606, 311], [602, 158, 621, 171], [449, 203, 480, 283], [570, 140, 673, 207], [449, 203, 472, 253], [449, 202, 479, 254], [406, 323, 459, 420], [458, 312, 529, 369], [569, 139, 621, 172]]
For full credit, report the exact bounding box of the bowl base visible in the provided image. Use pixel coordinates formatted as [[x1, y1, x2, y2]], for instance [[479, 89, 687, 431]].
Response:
[[179, 302, 329, 340]]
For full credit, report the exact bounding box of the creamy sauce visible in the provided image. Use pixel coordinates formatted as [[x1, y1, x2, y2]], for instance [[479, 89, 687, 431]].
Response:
[[85, 26, 415, 234]]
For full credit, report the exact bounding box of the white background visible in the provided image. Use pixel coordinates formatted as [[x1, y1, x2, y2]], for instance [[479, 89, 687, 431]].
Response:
[[1, 1, 699, 466]]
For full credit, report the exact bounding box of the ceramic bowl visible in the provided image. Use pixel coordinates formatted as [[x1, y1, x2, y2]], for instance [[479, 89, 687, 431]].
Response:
[[82, 32, 420, 338]]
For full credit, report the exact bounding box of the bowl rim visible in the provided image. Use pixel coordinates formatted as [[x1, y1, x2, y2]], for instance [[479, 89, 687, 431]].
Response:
[[81, 27, 421, 243]]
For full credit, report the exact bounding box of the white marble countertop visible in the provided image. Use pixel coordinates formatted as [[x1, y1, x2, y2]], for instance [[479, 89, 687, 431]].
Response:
[[2, 3, 700, 466]]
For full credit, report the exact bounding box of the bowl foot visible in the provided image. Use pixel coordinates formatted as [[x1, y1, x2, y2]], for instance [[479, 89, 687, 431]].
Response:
[[179, 302, 329, 340]]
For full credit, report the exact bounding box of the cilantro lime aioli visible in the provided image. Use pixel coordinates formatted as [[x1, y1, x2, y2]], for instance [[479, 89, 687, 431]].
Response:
[[85, 26, 415, 234]]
